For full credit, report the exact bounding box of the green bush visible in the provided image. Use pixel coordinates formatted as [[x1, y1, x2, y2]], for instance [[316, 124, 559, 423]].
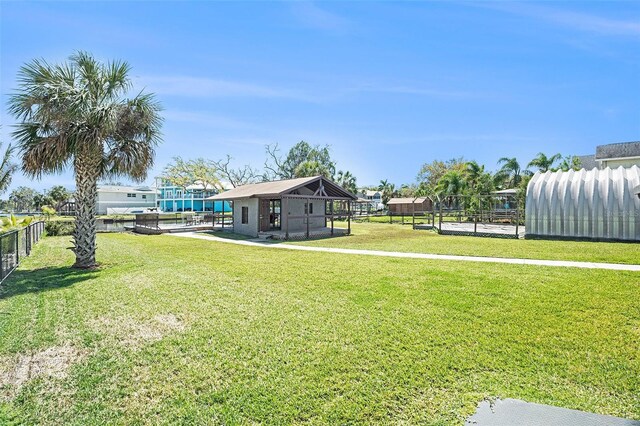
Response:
[[45, 221, 74, 236]]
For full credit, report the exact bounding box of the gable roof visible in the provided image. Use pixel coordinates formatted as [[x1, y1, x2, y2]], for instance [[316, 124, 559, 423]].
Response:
[[207, 176, 357, 200]]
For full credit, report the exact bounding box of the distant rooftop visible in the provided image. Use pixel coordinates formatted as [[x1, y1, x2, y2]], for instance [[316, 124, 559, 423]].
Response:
[[577, 155, 597, 170], [97, 185, 155, 193], [387, 197, 429, 204], [595, 141, 640, 160]]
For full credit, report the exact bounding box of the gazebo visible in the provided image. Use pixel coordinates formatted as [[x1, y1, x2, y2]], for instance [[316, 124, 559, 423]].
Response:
[[207, 176, 357, 239]]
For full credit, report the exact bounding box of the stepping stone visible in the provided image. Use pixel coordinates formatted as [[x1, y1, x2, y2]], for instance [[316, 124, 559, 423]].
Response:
[[466, 398, 640, 426]]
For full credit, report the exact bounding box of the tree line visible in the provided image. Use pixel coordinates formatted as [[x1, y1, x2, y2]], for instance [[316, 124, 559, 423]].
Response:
[[371, 153, 582, 206], [162, 140, 359, 195]]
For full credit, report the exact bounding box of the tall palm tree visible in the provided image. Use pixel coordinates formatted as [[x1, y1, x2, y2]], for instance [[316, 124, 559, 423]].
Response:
[[527, 152, 562, 173], [495, 157, 529, 189], [8, 52, 163, 268]]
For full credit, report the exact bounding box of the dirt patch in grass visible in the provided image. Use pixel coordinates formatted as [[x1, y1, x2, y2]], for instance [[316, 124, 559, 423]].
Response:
[[0, 345, 86, 399], [90, 314, 186, 348]]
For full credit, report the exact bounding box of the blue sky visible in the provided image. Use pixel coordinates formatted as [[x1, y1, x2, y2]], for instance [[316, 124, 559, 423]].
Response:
[[1, 1, 639, 192]]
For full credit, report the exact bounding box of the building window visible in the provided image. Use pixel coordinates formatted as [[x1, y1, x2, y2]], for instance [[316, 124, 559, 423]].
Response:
[[176, 190, 183, 198], [241, 206, 249, 224], [127, 193, 136, 198], [305, 202, 313, 214], [142, 195, 147, 199]]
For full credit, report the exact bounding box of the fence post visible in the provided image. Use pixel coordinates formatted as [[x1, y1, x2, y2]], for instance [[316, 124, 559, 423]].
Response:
[[0, 234, 3, 281], [15, 231, 19, 266], [412, 202, 415, 229], [515, 200, 520, 238], [330, 201, 334, 236], [26, 226, 30, 256]]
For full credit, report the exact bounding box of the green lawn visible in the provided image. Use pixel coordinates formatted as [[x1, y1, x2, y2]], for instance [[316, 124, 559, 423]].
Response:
[[0, 233, 638, 424], [289, 222, 640, 265]]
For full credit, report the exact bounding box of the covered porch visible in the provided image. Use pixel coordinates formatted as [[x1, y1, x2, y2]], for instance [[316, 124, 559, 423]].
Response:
[[258, 195, 353, 240]]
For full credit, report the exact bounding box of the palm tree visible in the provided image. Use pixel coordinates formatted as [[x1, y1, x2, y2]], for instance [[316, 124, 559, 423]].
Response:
[[8, 52, 163, 268], [0, 140, 17, 195], [436, 170, 467, 195], [436, 170, 466, 209], [465, 161, 485, 190], [378, 179, 396, 206], [527, 152, 562, 173], [336, 170, 357, 195], [558, 155, 582, 171], [495, 157, 529, 189]]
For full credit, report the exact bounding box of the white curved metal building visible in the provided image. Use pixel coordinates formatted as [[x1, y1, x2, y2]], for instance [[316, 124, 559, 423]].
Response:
[[525, 166, 640, 241]]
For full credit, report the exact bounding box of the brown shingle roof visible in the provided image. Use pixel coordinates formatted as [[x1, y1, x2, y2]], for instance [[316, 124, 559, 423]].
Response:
[[207, 176, 357, 200]]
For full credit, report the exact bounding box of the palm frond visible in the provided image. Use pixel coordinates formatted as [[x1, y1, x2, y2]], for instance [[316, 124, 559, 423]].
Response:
[[0, 142, 17, 194]]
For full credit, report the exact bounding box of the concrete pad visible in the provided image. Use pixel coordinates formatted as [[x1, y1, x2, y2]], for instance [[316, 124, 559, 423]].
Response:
[[466, 399, 640, 426]]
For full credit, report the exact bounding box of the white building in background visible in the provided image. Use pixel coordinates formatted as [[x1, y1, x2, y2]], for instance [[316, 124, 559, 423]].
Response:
[[96, 185, 157, 215], [525, 166, 640, 241], [578, 141, 640, 170], [357, 189, 384, 211]]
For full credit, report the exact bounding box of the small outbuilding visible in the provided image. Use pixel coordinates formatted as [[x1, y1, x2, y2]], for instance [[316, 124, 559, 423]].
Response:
[[525, 166, 640, 241], [387, 197, 433, 214], [207, 176, 357, 239]]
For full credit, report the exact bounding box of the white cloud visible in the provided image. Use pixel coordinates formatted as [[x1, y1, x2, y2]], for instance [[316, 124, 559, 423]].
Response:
[[135, 75, 315, 102], [136, 74, 489, 103], [162, 110, 252, 129], [484, 3, 640, 37], [350, 84, 490, 100], [289, 2, 352, 33]]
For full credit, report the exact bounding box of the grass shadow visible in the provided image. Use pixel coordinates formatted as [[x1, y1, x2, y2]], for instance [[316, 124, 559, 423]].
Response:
[[200, 230, 255, 241], [0, 266, 98, 300]]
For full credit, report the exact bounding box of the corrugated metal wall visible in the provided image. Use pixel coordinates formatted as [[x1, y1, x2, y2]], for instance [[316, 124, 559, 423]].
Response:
[[525, 166, 640, 241]]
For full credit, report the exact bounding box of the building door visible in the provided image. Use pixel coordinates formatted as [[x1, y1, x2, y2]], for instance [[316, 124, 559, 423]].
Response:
[[259, 199, 281, 231]]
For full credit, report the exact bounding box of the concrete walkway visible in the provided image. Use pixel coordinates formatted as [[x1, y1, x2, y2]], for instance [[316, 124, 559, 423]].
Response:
[[169, 232, 640, 272], [466, 398, 640, 426]]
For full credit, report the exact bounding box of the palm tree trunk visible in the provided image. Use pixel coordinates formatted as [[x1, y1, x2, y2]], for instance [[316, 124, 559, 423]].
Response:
[[72, 144, 101, 268]]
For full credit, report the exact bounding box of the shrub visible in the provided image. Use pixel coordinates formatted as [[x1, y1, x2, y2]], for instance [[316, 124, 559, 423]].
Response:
[[45, 221, 74, 236], [0, 215, 34, 233]]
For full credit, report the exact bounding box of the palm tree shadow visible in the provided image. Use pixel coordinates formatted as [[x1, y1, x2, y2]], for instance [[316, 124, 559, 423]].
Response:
[[0, 266, 98, 300]]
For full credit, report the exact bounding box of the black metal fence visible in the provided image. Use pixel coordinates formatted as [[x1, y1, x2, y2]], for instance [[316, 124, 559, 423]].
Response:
[[0, 221, 46, 283], [354, 194, 525, 239]]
